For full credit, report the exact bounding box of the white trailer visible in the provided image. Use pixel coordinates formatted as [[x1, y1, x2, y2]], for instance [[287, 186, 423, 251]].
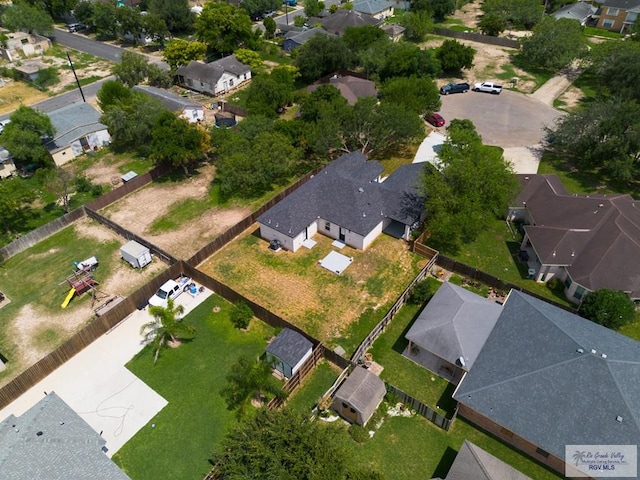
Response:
[[120, 240, 152, 269]]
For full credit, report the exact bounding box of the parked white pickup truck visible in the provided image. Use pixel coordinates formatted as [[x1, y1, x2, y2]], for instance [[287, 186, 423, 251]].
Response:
[[473, 82, 502, 94], [148, 275, 192, 308]]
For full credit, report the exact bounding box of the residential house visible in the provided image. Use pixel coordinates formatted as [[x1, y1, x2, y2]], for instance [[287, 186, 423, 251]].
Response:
[[283, 27, 330, 52], [552, 1, 598, 25], [404, 282, 502, 384], [307, 72, 377, 106], [508, 174, 640, 303], [0, 146, 16, 179], [453, 289, 640, 479], [265, 328, 314, 379], [132, 85, 204, 123], [318, 10, 381, 35], [333, 366, 386, 426], [175, 55, 251, 96], [257, 151, 425, 252], [352, 0, 395, 19], [0, 32, 51, 62], [594, 0, 640, 32], [0, 392, 130, 480], [381, 23, 405, 41], [45, 103, 111, 166], [431, 440, 532, 480]]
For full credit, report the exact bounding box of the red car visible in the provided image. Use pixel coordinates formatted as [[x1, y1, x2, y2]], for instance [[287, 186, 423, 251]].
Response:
[[424, 113, 445, 127]]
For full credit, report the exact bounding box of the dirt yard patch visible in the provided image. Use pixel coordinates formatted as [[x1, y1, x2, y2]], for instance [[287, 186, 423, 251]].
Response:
[[103, 164, 251, 259], [199, 228, 421, 346]]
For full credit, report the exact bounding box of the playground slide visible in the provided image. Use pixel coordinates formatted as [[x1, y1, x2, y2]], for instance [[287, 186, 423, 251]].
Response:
[[61, 288, 76, 309]]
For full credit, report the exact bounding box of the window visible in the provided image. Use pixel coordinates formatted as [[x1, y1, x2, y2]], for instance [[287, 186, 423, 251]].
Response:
[[574, 285, 586, 300], [325, 221, 331, 231], [607, 7, 619, 15], [564, 276, 572, 289], [602, 18, 615, 28], [342, 402, 348, 409], [229, 79, 234, 86], [536, 447, 550, 458], [626, 12, 638, 22], [350, 407, 356, 414]]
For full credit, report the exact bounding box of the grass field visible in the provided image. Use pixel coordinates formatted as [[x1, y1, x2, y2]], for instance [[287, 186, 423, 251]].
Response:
[[201, 231, 423, 348], [0, 81, 48, 115], [113, 295, 274, 480], [285, 360, 341, 414]]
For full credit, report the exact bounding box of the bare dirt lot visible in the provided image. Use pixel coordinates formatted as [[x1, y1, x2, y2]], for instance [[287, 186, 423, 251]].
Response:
[[102, 164, 251, 260]]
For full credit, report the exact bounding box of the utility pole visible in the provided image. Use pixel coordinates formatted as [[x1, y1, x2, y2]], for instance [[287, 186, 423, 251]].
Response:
[[66, 52, 86, 103]]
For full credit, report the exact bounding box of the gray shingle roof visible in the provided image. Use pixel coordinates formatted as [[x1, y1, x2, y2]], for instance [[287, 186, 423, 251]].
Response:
[[265, 328, 313, 368], [45, 103, 108, 152], [132, 85, 201, 113], [405, 282, 502, 371], [175, 56, 250, 85], [600, 0, 640, 10], [352, 0, 394, 15], [284, 27, 329, 45], [319, 10, 381, 34], [514, 174, 640, 296], [209, 54, 251, 76], [444, 440, 532, 480], [257, 151, 425, 238], [552, 1, 596, 21], [454, 290, 640, 472], [0, 392, 131, 480], [334, 366, 386, 422]]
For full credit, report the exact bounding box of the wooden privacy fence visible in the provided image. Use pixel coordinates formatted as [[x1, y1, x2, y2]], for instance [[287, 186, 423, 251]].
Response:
[[266, 345, 324, 410], [0, 208, 85, 261], [385, 383, 456, 431], [0, 263, 182, 409], [433, 27, 520, 49], [85, 207, 178, 266], [351, 253, 439, 363], [187, 167, 322, 266]]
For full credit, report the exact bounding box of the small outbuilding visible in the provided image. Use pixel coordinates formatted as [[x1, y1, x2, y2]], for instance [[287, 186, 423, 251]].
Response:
[[333, 366, 386, 426], [120, 240, 152, 269], [265, 328, 313, 379]]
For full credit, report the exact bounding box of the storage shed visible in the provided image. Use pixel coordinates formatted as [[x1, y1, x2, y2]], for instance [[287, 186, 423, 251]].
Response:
[[265, 328, 313, 379], [120, 240, 152, 269], [333, 366, 386, 426]]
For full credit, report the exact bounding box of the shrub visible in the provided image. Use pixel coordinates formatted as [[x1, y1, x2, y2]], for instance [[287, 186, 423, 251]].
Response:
[[409, 279, 435, 304], [348, 424, 370, 443], [230, 300, 253, 329], [579, 289, 636, 330], [546, 277, 562, 292]]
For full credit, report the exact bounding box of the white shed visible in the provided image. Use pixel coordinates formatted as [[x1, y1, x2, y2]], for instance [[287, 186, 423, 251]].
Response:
[[120, 240, 152, 269]]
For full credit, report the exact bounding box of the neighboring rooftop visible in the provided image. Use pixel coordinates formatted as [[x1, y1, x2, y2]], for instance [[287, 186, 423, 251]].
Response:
[[514, 174, 640, 297], [175, 55, 250, 85], [454, 290, 640, 467], [0, 392, 130, 480], [44, 103, 108, 153], [334, 366, 386, 422], [352, 0, 394, 15], [319, 10, 381, 33], [307, 73, 377, 106], [265, 328, 313, 367], [132, 85, 201, 113], [552, 1, 596, 22]]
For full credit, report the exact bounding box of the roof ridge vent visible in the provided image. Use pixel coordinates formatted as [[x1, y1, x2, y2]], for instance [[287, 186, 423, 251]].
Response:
[[590, 349, 597, 354], [358, 187, 364, 193], [616, 416, 623, 423], [601, 353, 607, 359]]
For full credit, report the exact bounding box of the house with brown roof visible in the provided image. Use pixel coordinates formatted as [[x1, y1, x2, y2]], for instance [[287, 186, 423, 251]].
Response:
[[306, 72, 377, 106], [594, 0, 640, 32], [508, 174, 640, 303], [175, 55, 251, 96]]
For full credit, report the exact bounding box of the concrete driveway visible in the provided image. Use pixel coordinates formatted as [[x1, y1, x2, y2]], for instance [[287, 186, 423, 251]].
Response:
[[438, 89, 563, 173]]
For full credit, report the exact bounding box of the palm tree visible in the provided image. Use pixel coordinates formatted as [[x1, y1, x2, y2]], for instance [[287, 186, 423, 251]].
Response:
[[140, 298, 196, 364]]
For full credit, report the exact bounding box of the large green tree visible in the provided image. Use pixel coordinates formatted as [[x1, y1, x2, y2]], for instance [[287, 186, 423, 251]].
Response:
[[1, 106, 54, 168], [295, 34, 355, 82], [579, 289, 636, 330], [482, 0, 542, 29], [242, 0, 280, 17], [245, 65, 299, 117], [212, 408, 385, 479], [24, 0, 77, 19], [422, 119, 518, 253], [520, 17, 587, 71], [436, 39, 476, 73], [342, 25, 387, 52], [91, 0, 118, 38], [380, 76, 441, 116], [401, 10, 434, 42], [361, 41, 441, 81], [140, 298, 196, 364], [587, 41, 640, 102], [149, 111, 209, 175], [411, 0, 455, 22], [548, 99, 640, 182], [219, 356, 288, 419], [148, 0, 194, 33], [195, 2, 256, 55], [0, 179, 36, 235], [112, 51, 166, 88], [1, 1, 54, 36], [162, 38, 207, 70]]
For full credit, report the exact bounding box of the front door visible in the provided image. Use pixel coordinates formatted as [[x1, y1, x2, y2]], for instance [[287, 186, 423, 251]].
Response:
[[339, 228, 345, 242]]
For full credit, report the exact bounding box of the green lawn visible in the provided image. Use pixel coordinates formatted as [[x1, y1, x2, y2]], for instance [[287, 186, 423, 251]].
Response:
[[286, 361, 341, 414], [113, 295, 274, 480], [583, 27, 624, 39]]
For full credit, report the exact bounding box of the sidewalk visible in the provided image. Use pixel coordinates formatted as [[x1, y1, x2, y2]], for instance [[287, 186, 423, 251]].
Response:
[[0, 288, 212, 457]]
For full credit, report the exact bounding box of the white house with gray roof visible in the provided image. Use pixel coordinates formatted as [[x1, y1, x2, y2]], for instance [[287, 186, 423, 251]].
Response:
[[352, 0, 395, 19], [257, 151, 425, 252], [404, 282, 502, 384], [44, 103, 110, 167], [0, 392, 130, 480], [132, 85, 204, 123], [453, 290, 640, 479], [175, 55, 251, 96]]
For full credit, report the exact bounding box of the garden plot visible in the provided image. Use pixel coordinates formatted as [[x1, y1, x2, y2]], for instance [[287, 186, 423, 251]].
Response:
[[199, 227, 422, 344], [0, 217, 165, 388], [102, 164, 251, 260]]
